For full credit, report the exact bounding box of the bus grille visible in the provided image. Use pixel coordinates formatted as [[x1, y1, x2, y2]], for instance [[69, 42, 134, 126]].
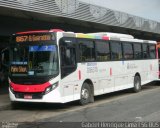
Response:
[[14, 92, 43, 99]]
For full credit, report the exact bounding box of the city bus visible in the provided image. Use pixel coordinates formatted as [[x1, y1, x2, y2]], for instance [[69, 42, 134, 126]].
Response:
[[9, 29, 158, 106]]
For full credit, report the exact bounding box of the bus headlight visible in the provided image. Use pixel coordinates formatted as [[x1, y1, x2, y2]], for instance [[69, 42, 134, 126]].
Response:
[[45, 82, 59, 94]]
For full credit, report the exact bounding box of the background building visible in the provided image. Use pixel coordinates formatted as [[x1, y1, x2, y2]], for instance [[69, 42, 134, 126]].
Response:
[[0, 0, 159, 58]]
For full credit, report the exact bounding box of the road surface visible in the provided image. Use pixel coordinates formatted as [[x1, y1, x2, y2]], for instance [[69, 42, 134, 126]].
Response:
[[0, 83, 160, 128]]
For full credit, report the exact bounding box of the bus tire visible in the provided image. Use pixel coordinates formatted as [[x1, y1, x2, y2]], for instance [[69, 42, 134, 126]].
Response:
[[80, 83, 93, 105], [133, 75, 141, 93]]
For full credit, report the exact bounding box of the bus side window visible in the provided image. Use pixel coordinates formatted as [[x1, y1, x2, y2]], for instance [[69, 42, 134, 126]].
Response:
[[61, 47, 76, 66], [78, 39, 95, 62], [134, 43, 142, 59], [149, 44, 156, 59], [96, 40, 110, 61], [60, 38, 77, 78], [110, 41, 122, 61], [142, 44, 149, 59], [123, 43, 134, 60]]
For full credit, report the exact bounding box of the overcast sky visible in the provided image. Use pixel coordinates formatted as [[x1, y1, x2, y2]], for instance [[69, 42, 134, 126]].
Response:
[[79, 0, 160, 22]]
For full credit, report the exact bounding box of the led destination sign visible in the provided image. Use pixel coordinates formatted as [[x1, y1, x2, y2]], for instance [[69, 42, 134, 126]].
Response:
[[10, 65, 28, 74], [16, 34, 55, 43]]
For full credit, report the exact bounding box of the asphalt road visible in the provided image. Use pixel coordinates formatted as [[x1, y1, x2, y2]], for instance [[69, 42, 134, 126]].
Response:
[[0, 83, 160, 125], [40, 83, 160, 122]]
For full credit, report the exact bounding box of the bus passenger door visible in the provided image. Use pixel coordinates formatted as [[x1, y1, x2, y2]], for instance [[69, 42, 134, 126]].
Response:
[[60, 38, 78, 102]]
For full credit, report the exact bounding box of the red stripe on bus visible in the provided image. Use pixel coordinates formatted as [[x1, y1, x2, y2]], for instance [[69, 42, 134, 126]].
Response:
[[78, 70, 81, 80], [156, 47, 159, 59], [16, 30, 49, 34], [10, 82, 50, 93]]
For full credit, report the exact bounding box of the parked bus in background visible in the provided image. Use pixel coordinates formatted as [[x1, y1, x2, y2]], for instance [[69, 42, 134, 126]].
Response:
[[8, 29, 158, 106]]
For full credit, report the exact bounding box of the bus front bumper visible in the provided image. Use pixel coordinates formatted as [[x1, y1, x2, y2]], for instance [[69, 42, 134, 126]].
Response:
[[9, 87, 64, 103]]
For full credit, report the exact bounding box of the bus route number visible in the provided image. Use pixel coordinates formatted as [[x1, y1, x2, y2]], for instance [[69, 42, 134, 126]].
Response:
[[16, 36, 28, 43]]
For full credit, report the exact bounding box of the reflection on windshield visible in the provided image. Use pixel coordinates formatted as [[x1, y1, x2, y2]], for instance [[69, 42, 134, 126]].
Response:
[[10, 45, 59, 76]]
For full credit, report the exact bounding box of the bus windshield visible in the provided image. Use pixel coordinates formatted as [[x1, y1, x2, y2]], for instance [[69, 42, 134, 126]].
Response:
[[10, 44, 59, 77]]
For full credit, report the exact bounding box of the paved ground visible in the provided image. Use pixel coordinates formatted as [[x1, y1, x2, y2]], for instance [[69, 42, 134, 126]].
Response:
[[0, 83, 160, 124], [41, 84, 160, 122]]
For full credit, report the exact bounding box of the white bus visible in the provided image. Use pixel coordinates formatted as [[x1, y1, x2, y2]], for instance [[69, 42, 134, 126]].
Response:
[[9, 29, 158, 106]]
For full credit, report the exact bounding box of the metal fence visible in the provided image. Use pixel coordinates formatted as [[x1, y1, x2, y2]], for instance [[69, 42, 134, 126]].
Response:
[[0, 0, 160, 34]]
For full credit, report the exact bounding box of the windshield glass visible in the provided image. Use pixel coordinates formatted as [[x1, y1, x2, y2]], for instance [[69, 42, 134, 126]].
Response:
[[10, 44, 59, 77]]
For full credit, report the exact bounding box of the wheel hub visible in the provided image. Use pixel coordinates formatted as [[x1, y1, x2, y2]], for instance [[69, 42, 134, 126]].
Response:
[[135, 79, 140, 89], [81, 89, 89, 100]]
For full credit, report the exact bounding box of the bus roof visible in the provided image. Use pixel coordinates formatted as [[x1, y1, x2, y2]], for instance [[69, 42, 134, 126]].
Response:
[[16, 29, 64, 35], [75, 32, 156, 44], [14, 29, 157, 44], [87, 32, 134, 39]]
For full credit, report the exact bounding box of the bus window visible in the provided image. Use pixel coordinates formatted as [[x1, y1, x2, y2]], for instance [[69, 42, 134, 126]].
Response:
[[61, 47, 76, 66], [110, 41, 122, 60], [78, 39, 96, 62], [96, 41, 110, 61], [149, 44, 156, 59], [60, 38, 77, 78], [142, 44, 149, 59], [134, 43, 142, 59], [123, 43, 134, 60]]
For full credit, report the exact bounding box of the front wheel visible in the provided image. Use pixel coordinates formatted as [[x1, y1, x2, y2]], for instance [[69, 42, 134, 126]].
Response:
[[133, 75, 141, 93], [80, 83, 94, 105]]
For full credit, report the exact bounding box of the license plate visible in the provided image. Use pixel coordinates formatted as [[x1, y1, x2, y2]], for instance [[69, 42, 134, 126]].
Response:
[[24, 94, 32, 99]]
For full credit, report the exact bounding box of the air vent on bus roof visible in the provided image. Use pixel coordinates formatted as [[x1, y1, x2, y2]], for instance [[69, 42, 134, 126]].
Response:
[[87, 32, 134, 39], [120, 38, 144, 43], [66, 31, 74, 33], [143, 40, 156, 44]]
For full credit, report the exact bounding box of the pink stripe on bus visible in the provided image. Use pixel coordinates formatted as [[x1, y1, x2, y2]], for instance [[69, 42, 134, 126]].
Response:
[[78, 70, 81, 80], [110, 68, 112, 76]]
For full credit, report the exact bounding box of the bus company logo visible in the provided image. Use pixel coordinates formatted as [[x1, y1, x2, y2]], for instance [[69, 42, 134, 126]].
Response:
[[87, 67, 98, 73], [127, 63, 137, 69], [87, 62, 97, 67], [87, 62, 98, 73]]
